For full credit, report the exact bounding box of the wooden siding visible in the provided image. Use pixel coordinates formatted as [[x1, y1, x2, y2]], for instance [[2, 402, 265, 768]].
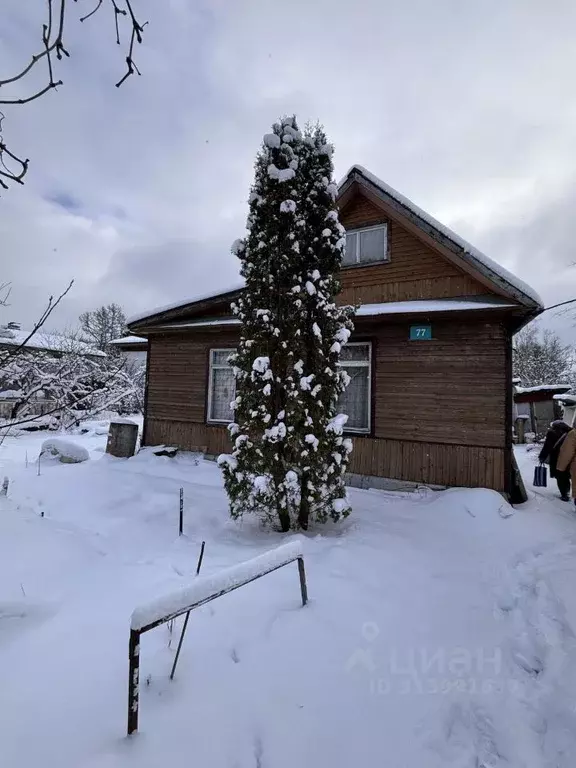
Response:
[[143, 317, 508, 491], [144, 422, 505, 492], [348, 438, 505, 491], [146, 418, 231, 456], [147, 330, 240, 423], [371, 319, 507, 448], [339, 194, 488, 305]]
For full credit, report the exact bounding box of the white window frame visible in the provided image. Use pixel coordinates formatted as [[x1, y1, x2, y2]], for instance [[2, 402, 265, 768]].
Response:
[[344, 223, 389, 266], [207, 348, 236, 424], [337, 341, 372, 434]]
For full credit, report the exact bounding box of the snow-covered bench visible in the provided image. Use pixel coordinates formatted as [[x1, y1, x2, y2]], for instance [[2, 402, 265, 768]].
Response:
[[127, 540, 307, 735]]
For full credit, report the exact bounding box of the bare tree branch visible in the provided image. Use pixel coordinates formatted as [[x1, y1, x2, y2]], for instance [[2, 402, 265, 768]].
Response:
[[0, 0, 148, 190], [110, 0, 126, 44], [45, 0, 55, 85], [0, 112, 29, 188], [0, 80, 64, 107], [79, 0, 103, 23], [0, 283, 11, 306], [1, 279, 74, 361], [0, 0, 66, 89], [115, 2, 148, 88]]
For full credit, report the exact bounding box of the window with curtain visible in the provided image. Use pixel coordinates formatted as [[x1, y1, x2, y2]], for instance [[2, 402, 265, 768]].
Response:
[[343, 224, 388, 266], [208, 349, 236, 423], [337, 343, 371, 432]]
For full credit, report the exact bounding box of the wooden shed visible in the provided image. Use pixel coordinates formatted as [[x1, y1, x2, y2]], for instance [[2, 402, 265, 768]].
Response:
[[514, 384, 571, 438], [128, 165, 542, 495]]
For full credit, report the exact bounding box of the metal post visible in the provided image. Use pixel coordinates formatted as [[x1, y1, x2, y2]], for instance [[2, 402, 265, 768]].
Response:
[[179, 488, 184, 536], [169, 611, 190, 681], [128, 551, 308, 732], [297, 557, 308, 606], [127, 629, 140, 735], [196, 540, 205, 575], [170, 540, 206, 680]]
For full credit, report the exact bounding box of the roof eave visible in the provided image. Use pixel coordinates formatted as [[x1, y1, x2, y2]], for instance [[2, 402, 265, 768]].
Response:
[[128, 288, 243, 332]]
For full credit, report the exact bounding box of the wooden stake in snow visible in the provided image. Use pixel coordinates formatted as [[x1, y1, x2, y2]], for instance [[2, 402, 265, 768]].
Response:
[[179, 487, 184, 536], [1, 477, 8, 496], [37, 453, 41, 476]]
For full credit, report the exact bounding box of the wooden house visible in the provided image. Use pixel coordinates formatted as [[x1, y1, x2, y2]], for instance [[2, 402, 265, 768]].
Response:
[[128, 165, 542, 495]]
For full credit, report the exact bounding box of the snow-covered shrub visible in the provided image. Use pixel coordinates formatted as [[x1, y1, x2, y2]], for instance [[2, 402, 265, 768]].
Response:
[[219, 117, 354, 531], [40, 438, 90, 464]]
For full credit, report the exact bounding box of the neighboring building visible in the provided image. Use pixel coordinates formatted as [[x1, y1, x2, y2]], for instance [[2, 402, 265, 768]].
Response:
[[128, 165, 542, 495], [514, 384, 571, 438], [109, 335, 148, 364], [553, 392, 576, 428], [0, 324, 104, 359]]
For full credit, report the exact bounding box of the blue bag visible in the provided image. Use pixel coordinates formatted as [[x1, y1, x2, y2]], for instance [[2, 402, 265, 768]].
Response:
[[533, 464, 547, 488]]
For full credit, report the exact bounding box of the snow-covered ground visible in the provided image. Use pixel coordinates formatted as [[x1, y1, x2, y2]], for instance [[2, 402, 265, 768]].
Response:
[[2, 431, 576, 767]]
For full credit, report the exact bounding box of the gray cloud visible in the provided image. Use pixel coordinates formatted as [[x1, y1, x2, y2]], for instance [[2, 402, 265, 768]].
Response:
[[1, 0, 576, 339]]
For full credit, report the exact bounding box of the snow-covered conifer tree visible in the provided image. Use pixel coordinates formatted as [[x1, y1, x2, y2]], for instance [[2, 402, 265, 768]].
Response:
[[288, 124, 354, 529], [219, 117, 353, 531]]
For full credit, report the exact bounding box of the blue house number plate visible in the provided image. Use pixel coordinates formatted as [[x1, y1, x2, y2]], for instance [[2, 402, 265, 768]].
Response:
[[410, 324, 432, 340]]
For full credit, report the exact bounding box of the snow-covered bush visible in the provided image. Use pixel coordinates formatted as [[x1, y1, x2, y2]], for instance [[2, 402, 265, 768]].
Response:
[[40, 438, 90, 464], [219, 117, 354, 531]]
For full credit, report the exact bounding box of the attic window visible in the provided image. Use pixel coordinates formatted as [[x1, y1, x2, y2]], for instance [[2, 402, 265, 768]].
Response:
[[343, 224, 388, 266]]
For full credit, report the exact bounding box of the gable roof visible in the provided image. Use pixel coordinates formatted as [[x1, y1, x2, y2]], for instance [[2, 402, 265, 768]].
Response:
[[341, 165, 542, 309], [128, 165, 543, 328]]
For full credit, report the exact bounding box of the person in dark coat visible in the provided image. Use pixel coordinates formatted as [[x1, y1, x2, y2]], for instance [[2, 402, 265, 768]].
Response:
[[539, 420, 572, 500]]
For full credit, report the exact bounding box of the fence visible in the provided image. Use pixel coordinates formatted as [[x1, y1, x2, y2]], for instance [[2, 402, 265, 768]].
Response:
[[127, 540, 307, 735]]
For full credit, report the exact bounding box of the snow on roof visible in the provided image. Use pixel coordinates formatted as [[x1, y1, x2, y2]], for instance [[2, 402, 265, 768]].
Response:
[[341, 165, 543, 308], [553, 393, 576, 403], [515, 384, 572, 395], [141, 299, 513, 334], [127, 283, 244, 326], [355, 298, 516, 316], [0, 328, 105, 357], [109, 335, 147, 346]]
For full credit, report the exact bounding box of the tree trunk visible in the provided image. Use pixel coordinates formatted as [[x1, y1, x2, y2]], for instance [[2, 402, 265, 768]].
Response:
[[277, 506, 291, 532], [298, 477, 310, 530]]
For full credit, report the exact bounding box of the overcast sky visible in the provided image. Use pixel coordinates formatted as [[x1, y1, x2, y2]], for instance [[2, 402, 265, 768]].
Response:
[[1, 0, 575, 339]]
